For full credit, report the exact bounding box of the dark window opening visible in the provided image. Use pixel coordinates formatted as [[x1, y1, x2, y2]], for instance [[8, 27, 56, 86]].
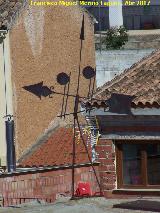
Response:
[[116, 141, 160, 188]]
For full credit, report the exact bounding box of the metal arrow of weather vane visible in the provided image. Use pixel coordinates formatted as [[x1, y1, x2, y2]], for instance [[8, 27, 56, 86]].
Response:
[[23, 14, 102, 199]]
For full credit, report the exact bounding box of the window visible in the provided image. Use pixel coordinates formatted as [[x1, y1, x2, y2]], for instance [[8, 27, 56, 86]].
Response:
[[116, 141, 160, 188]]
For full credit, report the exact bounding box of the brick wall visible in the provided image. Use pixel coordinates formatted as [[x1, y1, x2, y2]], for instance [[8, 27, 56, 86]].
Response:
[[95, 138, 160, 198], [0, 164, 100, 207], [95, 139, 116, 197]]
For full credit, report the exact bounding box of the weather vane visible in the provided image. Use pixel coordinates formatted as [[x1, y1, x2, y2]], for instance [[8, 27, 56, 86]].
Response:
[[23, 14, 102, 199], [23, 14, 136, 199]]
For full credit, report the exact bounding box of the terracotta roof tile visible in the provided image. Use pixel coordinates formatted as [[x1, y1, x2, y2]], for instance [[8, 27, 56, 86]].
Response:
[[90, 49, 160, 107], [19, 127, 91, 167]]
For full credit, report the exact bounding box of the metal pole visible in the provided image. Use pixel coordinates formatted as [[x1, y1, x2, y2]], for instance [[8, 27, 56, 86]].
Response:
[[71, 95, 79, 199], [5, 117, 16, 172], [71, 117, 76, 199]]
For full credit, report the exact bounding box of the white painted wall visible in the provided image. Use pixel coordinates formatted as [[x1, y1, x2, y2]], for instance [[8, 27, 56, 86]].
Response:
[[0, 33, 13, 166], [109, 0, 123, 27], [0, 41, 6, 166], [3, 33, 13, 115], [96, 49, 154, 87]]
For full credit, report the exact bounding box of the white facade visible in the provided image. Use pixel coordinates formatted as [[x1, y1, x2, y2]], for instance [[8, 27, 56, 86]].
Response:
[[109, 0, 123, 27]]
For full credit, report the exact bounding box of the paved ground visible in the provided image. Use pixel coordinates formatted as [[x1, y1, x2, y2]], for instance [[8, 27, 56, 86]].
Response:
[[0, 197, 160, 213]]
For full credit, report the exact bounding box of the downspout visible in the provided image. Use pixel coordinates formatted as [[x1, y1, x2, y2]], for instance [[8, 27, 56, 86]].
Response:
[[0, 30, 16, 172]]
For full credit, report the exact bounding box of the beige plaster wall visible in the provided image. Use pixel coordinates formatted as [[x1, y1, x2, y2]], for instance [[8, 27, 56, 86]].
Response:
[[9, 4, 95, 159]]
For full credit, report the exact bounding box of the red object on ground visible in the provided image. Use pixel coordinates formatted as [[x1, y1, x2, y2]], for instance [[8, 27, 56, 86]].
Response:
[[75, 182, 92, 197]]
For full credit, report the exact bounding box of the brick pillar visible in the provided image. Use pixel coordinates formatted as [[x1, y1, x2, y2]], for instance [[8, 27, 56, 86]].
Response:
[[95, 138, 116, 197]]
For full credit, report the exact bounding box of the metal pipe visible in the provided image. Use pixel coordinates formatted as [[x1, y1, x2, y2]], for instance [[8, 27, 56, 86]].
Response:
[[5, 118, 16, 172]]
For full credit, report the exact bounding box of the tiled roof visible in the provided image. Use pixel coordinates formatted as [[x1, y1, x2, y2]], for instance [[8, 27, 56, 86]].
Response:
[[88, 49, 160, 107], [0, 0, 25, 29], [18, 127, 91, 167]]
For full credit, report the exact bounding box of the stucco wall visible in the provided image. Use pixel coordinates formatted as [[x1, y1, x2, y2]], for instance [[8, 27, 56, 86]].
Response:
[[9, 4, 95, 159]]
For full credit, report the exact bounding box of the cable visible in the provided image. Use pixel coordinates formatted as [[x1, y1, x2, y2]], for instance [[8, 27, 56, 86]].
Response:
[[71, 117, 76, 198]]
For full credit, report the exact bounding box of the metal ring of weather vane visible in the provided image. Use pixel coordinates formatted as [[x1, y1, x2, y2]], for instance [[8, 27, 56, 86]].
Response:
[[57, 72, 70, 85], [82, 66, 95, 79]]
